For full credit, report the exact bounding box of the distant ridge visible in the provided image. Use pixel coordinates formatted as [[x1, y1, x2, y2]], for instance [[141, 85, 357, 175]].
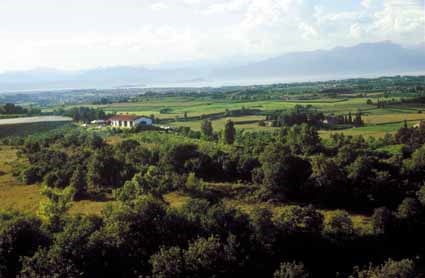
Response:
[[0, 41, 424, 91], [216, 41, 425, 78]]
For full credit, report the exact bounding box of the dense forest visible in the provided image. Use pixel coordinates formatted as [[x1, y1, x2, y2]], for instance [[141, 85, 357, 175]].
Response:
[[1, 118, 425, 277]]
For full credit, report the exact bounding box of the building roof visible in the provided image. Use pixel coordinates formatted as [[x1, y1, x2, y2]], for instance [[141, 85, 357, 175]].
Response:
[[109, 115, 144, 121]]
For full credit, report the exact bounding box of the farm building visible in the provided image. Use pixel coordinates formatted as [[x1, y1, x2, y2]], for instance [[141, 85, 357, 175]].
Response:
[[109, 115, 153, 128]]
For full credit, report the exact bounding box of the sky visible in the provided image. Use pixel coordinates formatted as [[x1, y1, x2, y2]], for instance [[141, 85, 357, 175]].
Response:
[[0, 0, 424, 72]]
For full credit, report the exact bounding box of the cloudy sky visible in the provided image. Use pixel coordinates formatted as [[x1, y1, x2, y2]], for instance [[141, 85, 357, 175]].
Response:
[[0, 0, 423, 72]]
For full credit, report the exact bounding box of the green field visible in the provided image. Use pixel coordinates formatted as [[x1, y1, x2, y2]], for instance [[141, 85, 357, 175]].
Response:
[[0, 121, 73, 139], [53, 96, 425, 137]]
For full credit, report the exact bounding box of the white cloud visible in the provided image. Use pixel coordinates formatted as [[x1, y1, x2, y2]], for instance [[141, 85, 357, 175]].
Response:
[[202, 0, 248, 14], [181, 0, 202, 5], [151, 2, 169, 11], [0, 0, 424, 71], [299, 22, 319, 40], [361, 0, 374, 8], [372, 0, 425, 34], [350, 23, 364, 39]]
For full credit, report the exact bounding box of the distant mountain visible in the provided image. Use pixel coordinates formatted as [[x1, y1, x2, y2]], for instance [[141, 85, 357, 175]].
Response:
[[215, 41, 425, 78], [0, 41, 424, 92]]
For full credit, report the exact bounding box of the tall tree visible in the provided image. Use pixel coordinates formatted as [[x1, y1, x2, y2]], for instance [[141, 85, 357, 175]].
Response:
[[69, 166, 87, 199], [223, 120, 236, 144], [200, 119, 214, 140]]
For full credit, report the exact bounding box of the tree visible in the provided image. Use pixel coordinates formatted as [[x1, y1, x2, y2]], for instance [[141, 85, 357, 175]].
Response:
[[403, 145, 425, 181], [354, 111, 363, 127], [397, 197, 421, 219], [223, 120, 236, 145], [249, 208, 277, 252], [273, 261, 309, 278], [151, 246, 185, 278], [184, 236, 237, 277], [101, 195, 181, 276], [185, 172, 204, 192], [69, 166, 87, 199], [350, 258, 416, 278], [260, 143, 312, 198], [161, 144, 200, 174], [38, 186, 75, 232], [19, 216, 104, 278], [285, 124, 321, 155], [150, 236, 238, 278], [274, 205, 324, 234], [87, 150, 122, 191], [323, 210, 354, 238], [0, 213, 47, 278], [311, 155, 346, 201], [200, 119, 214, 140], [372, 207, 393, 235], [416, 186, 425, 206]]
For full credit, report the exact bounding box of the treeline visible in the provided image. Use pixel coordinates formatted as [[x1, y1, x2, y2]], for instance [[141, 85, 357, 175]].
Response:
[[0, 103, 41, 115], [367, 95, 425, 108], [55, 106, 108, 123], [265, 105, 364, 129], [266, 105, 325, 127]]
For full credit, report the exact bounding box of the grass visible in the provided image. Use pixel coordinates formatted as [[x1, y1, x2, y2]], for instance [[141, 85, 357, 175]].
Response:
[[0, 146, 43, 213], [163, 192, 192, 209], [362, 113, 425, 124], [68, 200, 114, 215], [376, 144, 405, 155], [320, 121, 417, 139], [0, 145, 111, 216], [169, 115, 267, 131]]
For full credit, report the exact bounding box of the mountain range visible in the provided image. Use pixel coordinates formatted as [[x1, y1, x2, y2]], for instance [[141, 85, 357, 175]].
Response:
[[0, 41, 424, 92]]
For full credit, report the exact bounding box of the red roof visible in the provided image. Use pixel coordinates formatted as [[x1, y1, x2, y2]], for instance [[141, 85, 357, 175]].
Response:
[[109, 115, 143, 121]]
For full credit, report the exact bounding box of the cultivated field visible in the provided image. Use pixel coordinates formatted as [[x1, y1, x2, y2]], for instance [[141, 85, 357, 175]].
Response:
[[59, 96, 425, 138]]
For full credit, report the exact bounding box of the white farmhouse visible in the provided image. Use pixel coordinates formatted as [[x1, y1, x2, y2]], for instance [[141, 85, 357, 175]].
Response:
[[109, 115, 153, 128]]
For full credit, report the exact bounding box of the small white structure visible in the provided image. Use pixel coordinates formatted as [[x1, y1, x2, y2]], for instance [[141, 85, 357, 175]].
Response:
[[109, 115, 153, 128], [412, 120, 425, 129], [91, 120, 107, 125]]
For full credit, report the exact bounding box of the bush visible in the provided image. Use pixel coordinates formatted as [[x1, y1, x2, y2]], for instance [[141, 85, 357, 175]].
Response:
[[372, 207, 393, 235], [323, 210, 354, 238], [273, 261, 309, 278], [350, 258, 416, 278]]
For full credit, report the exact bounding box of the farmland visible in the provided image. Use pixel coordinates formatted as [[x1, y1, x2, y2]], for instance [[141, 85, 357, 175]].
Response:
[[48, 94, 425, 138]]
